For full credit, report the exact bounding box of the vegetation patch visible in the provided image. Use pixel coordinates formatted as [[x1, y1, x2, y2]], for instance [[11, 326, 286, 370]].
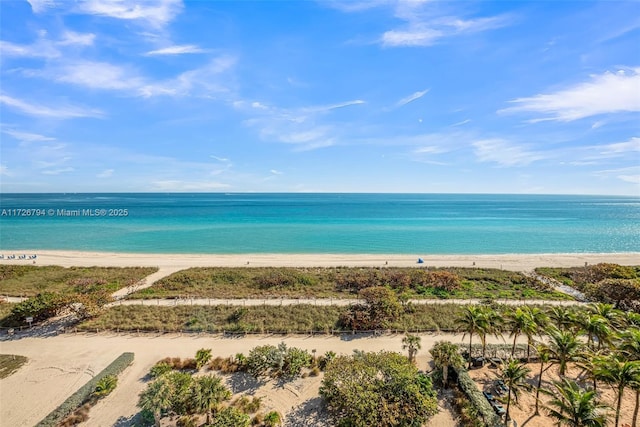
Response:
[[0, 265, 157, 297], [127, 266, 570, 300], [35, 352, 134, 427], [537, 263, 640, 309], [0, 354, 28, 379], [77, 302, 464, 333], [454, 366, 502, 427]]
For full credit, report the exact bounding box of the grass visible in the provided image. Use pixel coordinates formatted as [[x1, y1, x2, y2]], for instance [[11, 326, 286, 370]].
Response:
[[126, 266, 571, 301], [0, 302, 18, 328], [0, 265, 158, 297], [77, 303, 465, 333], [0, 354, 28, 379]]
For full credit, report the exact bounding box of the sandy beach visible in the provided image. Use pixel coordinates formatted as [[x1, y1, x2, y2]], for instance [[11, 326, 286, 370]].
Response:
[[1, 250, 638, 271]]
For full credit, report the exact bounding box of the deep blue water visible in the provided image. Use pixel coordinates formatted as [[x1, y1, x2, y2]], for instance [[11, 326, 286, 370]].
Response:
[[0, 193, 638, 254]]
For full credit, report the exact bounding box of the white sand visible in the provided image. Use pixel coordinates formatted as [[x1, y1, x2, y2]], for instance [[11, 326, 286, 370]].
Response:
[[1, 249, 638, 271]]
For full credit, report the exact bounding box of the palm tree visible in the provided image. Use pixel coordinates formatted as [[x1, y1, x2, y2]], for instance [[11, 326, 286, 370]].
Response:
[[534, 344, 552, 416], [195, 348, 213, 370], [507, 307, 535, 357], [429, 340, 465, 387], [587, 303, 620, 328], [457, 305, 487, 368], [593, 354, 640, 427], [549, 306, 577, 332], [620, 328, 640, 427], [481, 306, 503, 361], [546, 326, 583, 377], [544, 378, 608, 427], [191, 374, 231, 424], [402, 333, 422, 365], [138, 377, 173, 427], [579, 314, 612, 351], [523, 306, 548, 361], [500, 358, 531, 425]]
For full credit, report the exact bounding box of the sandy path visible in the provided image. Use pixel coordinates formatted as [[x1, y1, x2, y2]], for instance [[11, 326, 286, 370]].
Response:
[[1, 250, 638, 271], [0, 331, 514, 427], [110, 267, 182, 300]]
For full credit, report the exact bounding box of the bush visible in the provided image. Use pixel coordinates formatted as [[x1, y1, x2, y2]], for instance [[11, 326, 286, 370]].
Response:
[[263, 410, 282, 426], [150, 361, 173, 378], [36, 352, 134, 427]]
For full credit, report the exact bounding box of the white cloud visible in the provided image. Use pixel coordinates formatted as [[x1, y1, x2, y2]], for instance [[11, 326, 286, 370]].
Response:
[[599, 137, 640, 154], [501, 68, 640, 121], [145, 44, 206, 55], [619, 174, 640, 184], [97, 169, 114, 178], [53, 61, 144, 91], [472, 139, 545, 166], [270, 169, 283, 175], [2, 129, 55, 143], [0, 164, 11, 176], [382, 28, 443, 47], [41, 167, 74, 175], [594, 166, 640, 185], [26, 0, 60, 13], [210, 156, 230, 163], [395, 89, 429, 108], [0, 94, 103, 119], [76, 0, 184, 28], [0, 40, 59, 58], [58, 30, 96, 46]]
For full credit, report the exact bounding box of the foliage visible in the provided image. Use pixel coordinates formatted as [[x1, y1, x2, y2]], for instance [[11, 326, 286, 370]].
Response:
[[340, 286, 402, 330], [10, 292, 69, 322], [0, 265, 157, 296], [402, 333, 422, 364], [430, 341, 464, 387], [36, 352, 134, 427], [195, 348, 212, 369], [0, 354, 28, 379], [77, 302, 464, 333], [320, 351, 438, 427], [92, 374, 117, 398], [128, 266, 569, 300], [149, 362, 173, 378], [543, 378, 609, 427], [209, 406, 251, 427], [262, 410, 282, 426], [246, 343, 312, 379]]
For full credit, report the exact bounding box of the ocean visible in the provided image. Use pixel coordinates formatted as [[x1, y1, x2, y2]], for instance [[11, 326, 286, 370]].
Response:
[[0, 193, 638, 254]]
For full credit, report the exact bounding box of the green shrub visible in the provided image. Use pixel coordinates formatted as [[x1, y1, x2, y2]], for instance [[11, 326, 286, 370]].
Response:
[[36, 352, 134, 427]]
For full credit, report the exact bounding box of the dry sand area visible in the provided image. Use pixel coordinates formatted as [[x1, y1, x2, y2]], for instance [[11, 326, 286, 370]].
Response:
[[469, 363, 637, 427], [0, 331, 485, 427], [2, 250, 639, 272]]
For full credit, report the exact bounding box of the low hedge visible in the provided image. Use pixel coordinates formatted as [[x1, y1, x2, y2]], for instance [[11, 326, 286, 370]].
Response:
[[36, 352, 134, 427], [454, 366, 502, 427]]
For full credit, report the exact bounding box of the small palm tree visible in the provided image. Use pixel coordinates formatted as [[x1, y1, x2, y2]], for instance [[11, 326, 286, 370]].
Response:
[[430, 340, 464, 387], [546, 326, 583, 377], [523, 306, 548, 361], [544, 378, 608, 427], [457, 305, 488, 368], [402, 333, 422, 364], [500, 358, 531, 425], [481, 306, 503, 361], [93, 374, 117, 399], [593, 354, 640, 427], [138, 377, 173, 427], [195, 348, 213, 370], [549, 306, 577, 332], [191, 374, 231, 424], [507, 308, 535, 357], [579, 314, 612, 351], [620, 328, 640, 427]]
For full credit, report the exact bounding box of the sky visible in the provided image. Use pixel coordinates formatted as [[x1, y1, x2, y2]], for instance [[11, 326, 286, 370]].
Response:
[[0, 0, 639, 195]]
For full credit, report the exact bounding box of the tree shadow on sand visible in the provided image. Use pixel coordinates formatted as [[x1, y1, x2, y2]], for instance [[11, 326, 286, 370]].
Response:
[[284, 397, 332, 427], [225, 371, 262, 394]]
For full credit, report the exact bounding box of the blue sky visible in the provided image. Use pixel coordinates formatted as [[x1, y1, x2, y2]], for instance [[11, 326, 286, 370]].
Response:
[[0, 0, 639, 195]]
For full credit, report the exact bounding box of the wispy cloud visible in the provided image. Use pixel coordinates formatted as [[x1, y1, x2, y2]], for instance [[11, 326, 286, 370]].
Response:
[[96, 169, 114, 178], [2, 129, 56, 144], [145, 44, 206, 55], [270, 169, 283, 175], [0, 30, 95, 58], [472, 139, 545, 166], [0, 94, 103, 119], [395, 89, 429, 108], [500, 68, 640, 122], [599, 137, 640, 155], [76, 0, 184, 29], [41, 167, 74, 175], [593, 166, 640, 185], [0, 164, 11, 176]]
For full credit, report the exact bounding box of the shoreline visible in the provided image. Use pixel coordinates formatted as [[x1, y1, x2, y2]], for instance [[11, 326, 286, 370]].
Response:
[[0, 249, 638, 271]]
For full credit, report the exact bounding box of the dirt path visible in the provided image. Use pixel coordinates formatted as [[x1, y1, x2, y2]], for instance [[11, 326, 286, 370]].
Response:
[[110, 267, 182, 300]]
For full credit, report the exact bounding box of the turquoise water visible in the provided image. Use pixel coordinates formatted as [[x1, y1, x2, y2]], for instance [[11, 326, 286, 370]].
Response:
[[0, 193, 638, 254]]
